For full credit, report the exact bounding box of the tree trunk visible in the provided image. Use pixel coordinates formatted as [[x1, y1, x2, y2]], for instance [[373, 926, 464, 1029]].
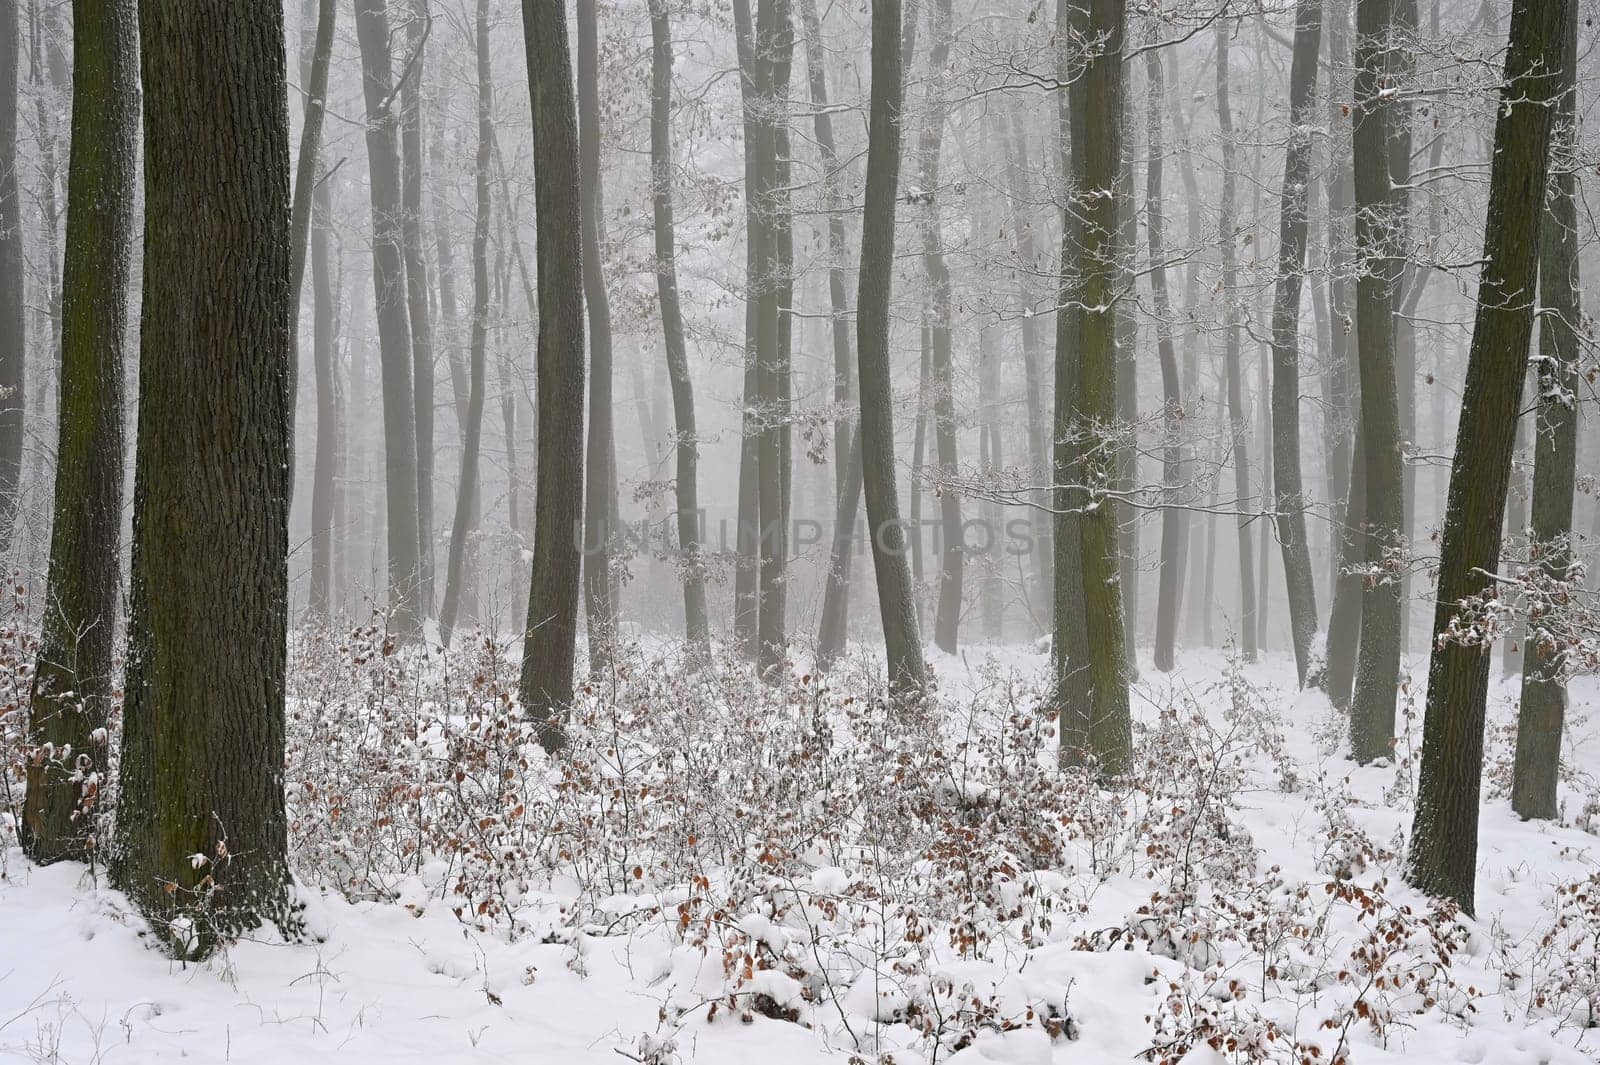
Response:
[[294, 0, 337, 622], [857, 0, 925, 693], [1115, 80, 1139, 670], [114, 0, 297, 953], [1145, 49, 1185, 674], [1216, 23, 1257, 662], [1269, 0, 1323, 686], [20, 0, 137, 864], [1511, 0, 1579, 822], [439, 0, 493, 648], [517, 0, 587, 751], [1064, 0, 1130, 771], [1348, 0, 1408, 763], [0, 0, 24, 561], [647, 0, 710, 654], [354, 0, 423, 640], [400, 0, 436, 616], [731, 0, 762, 657], [576, 0, 618, 668], [1407, 0, 1570, 914]]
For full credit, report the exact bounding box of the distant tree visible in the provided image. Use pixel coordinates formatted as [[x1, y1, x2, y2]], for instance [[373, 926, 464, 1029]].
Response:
[[647, 0, 710, 654], [114, 0, 298, 952], [0, 0, 21, 561], [517, 0, 587, 750], [354, 0, 424, 640], [21, 0, 138, 863], [1407, 0, 1571, 914]]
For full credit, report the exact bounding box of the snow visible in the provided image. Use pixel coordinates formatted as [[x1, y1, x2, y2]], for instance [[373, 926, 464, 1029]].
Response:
[[3, 646, 1599, 1065]]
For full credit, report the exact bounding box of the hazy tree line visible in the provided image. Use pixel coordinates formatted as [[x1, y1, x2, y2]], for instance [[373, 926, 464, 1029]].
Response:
[[2, 0, 1597, 945]]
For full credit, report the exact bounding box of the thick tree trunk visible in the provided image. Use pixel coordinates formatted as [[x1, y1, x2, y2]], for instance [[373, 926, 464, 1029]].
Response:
[[1348, 0, 1408, 763], [21, 0, 137, 864], [1064, 0, 1130, 771], [439, 0, 493, 648], [576, 0, 618, 668], [354, 0, 423, 640], [647, 0, 710, 654], [1407, 0, 1570, 914], [517, 0, 587, 751], [1216, 24, 1257, 662], [1145, 49, 1185, 674], [1269, 0, 1323, 686], [1115, 83, 1139, 670], [1511, 0, 1579, 821], [114, 0, 297, 953], [857, 0, 925, 693]]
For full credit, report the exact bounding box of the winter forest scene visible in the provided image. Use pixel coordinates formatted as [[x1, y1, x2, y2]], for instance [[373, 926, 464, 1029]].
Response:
[[5, 0, 1600, 1062]]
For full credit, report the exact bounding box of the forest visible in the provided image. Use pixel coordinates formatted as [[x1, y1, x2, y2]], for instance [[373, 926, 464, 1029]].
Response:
[[1, 0, 1599, 1062]]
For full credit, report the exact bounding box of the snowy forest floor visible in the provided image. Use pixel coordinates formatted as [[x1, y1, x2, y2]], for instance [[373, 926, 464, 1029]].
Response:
[[3, 639, 1600, 1065]]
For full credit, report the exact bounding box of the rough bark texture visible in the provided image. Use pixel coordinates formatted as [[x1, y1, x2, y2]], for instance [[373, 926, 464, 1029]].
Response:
[[1349, 0, 1407, 763], [21, 0, 138, 864], [439, 0, 492, 647], [517, 0, 586, 750], [1269, 0, 1323, 686], [1407, 0, 1570, 914], [648, 0, 710, 654], [114, 0, 297, 953], [1216, 24, 1258, 662], [857, 0, 925, 693], [1065, 0, 1130, 772], [1511, 0, 1579, 821], [354, 0, 423, 640]]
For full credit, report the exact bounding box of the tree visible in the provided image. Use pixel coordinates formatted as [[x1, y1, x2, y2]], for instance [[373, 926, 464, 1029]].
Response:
[[20, 0, 138, 863], [1407, 0, 1571, 914], [577, 0, 619, 667], [518, 0, 586, 751], [1511, 0, 1580, 821], [439, 0, 493, 648], [857, 0, 925, 693], [1268, 0, 1323, 686], [0, 0, 23, 561], [1145, 47, 1185, 674], [1064, 0, 1131, 771], [647, 0, 710, 653], [400, 0, 436, 616], [1347, 0, 1407, 763], [114, 0, 298, 952], [1216, 20, 1257, 663], [354, 0, 424, 640], [292, 0, 337, 620]]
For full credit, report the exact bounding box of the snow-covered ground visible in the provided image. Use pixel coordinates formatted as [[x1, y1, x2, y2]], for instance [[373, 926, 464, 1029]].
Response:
[[2, 644, 1598, 1065]]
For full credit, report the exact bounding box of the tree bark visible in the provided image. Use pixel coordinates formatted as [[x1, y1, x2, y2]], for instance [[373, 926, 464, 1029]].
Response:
[[1064, 0, 1130, 771], [1407, 0, 1570, 914], [354, 0, 423, 640], [1511, 0, 1579, 821], [517, 0, 586, 751], [114, 0, 297, 953], [400, 0, 436, 616], [21, 0, 137, 864], [1269, 0, 1323, 686], [1348, 0, 1408, 763]]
